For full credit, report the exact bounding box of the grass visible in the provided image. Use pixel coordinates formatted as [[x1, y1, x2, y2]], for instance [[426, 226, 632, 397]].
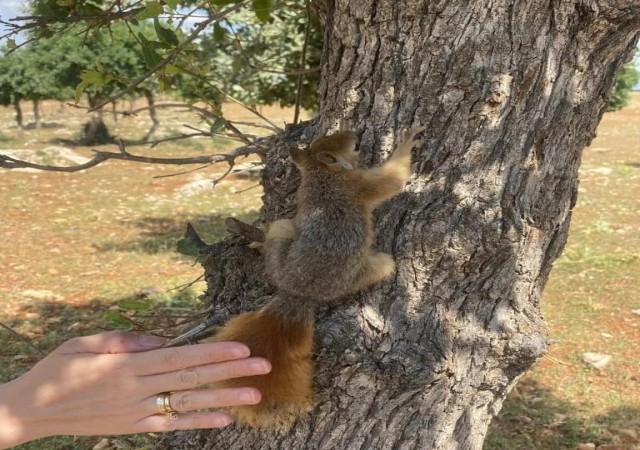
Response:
[[1, 95, 639, 449]]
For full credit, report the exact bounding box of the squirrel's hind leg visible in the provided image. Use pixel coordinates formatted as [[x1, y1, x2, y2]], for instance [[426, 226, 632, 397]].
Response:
[[349, 251, 396, 293]]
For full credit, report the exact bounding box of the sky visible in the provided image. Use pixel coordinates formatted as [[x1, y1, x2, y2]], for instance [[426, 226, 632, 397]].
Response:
[[0, 1, 25, 40]]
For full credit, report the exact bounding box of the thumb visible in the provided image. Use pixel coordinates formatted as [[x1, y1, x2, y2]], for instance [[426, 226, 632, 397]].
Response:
[[59, 331, 166, 354]]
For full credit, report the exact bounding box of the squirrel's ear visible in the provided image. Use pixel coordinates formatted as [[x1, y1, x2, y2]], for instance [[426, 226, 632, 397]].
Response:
[[316, 151, 338, 165], [317, 152, 354, 170]]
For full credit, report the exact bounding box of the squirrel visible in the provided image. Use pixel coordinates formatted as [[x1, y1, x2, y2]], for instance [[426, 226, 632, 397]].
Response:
[[210, 127, 425, 428]]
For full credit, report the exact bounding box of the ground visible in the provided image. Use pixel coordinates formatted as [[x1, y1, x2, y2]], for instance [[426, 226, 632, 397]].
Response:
[[0, 96, 638, 449]]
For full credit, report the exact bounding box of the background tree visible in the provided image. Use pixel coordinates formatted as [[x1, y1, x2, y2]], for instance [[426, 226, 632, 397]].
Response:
[[196, 1, 322, 110], [1, 1, 639, 449], [0, 49, 26, 128], [0, 43, 73, 129], [607, 58, 640, 111], [76, 23, 164, 144]]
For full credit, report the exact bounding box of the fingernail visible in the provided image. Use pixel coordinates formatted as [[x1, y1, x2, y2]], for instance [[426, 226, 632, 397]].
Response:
[[216, 415, 233, 428], [250, 360, 271, 373], [240, 391, 258, 404], [230, 345, 251, 359], [138, 335, 166, 349]]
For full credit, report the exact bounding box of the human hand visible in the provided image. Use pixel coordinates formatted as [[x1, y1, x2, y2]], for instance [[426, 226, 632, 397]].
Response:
[[0, 331, 271, 449]]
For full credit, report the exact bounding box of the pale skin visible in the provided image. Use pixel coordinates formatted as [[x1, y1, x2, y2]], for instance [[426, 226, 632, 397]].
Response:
[[0, 331, 272, 449]]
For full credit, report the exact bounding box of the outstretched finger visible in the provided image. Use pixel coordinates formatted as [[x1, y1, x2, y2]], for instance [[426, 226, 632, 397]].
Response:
[[59, 331, 166, 355], [140, 357, 271, 393], [142, 387, 261, 415], [135, 411, 234, 433], [128, 341, 253, 375]]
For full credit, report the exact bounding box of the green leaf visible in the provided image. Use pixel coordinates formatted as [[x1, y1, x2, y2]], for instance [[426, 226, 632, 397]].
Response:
[[213, 23, 227, 41], [165, 0, 179, 9], [165, 63, 183, 75], [80, 70, 105, 85], [137, 1, 163, 19], [104, 310, 132, 329], [74, 70, 108, 103], [252, 0, 273, 23], [6, 38, 16, 50], [154, 18, 179, 46], [117, 298, 153, 311], [141, 45, 163, 69], [56, 0, 75, 6], [210, 117, 226, 134], [74, 81, 88, 103], [176, 238, 200, 257]]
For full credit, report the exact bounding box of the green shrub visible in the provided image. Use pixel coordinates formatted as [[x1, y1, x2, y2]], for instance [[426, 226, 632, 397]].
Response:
[[608, 59, 640, 111]]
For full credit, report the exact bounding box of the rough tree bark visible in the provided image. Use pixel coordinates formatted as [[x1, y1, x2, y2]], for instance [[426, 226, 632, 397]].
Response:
[[157, 1, 640, 449]]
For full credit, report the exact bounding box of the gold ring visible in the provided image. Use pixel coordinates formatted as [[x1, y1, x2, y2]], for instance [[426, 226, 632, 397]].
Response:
[[156, 392, 178, 417]]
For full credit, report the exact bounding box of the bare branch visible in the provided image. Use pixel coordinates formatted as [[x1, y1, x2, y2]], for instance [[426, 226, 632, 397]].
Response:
[[185, 222, 211, 250], [151, 163, 212, 179], [222, 18, 319, 76], [0, 322, 45, 355], [0, 138, 268, 173], [225, 217, 265, 243], [293, 0, 312, 124], [179, 66, 284, 132], [127, 102, 216, 119], [161, 320, 221, 348], [5, 7, 145, 35]]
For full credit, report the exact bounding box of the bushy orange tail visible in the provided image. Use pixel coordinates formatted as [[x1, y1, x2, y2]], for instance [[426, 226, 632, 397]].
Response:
[[211, 299, 314, 428]]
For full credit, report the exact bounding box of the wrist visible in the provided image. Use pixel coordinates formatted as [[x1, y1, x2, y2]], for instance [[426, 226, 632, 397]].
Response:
[[0, 378, 44, 449]]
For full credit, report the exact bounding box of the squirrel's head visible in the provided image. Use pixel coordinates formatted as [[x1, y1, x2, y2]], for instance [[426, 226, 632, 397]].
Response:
[[291, 131, 358, 172]]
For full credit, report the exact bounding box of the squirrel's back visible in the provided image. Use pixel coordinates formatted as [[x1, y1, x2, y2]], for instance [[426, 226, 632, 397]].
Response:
[[278, 170, 370, 300]]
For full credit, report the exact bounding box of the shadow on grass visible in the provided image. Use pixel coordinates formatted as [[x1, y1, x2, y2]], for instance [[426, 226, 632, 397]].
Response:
[[486, 378, 640, 449], [94, 212, 260, 254]]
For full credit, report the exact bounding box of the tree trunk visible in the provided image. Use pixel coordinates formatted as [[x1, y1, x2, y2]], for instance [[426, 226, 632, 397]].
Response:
[[13, 97, 23, 129], [32, 99, 41, 129], [80, 94, 113, 145], [143, 90, 160, 141], [157, 1, 640, 449]]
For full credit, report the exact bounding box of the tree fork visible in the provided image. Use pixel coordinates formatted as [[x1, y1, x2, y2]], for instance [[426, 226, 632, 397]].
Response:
[[157, 1, 640, 449]]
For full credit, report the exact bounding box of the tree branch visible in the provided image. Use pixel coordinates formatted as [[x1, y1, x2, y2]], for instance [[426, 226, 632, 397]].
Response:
[[0, 322, 45, 355], [0, 139, 267, 173], [293, 0, 312, 124], [3, 7, 145, 37]]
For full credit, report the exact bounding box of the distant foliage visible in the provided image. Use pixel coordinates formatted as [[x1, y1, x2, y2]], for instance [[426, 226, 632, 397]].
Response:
[[0, 24, 156, 107], [2, 0, 321, 118], [608, 59, 640, 111], [195, 3, 322, 110]]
